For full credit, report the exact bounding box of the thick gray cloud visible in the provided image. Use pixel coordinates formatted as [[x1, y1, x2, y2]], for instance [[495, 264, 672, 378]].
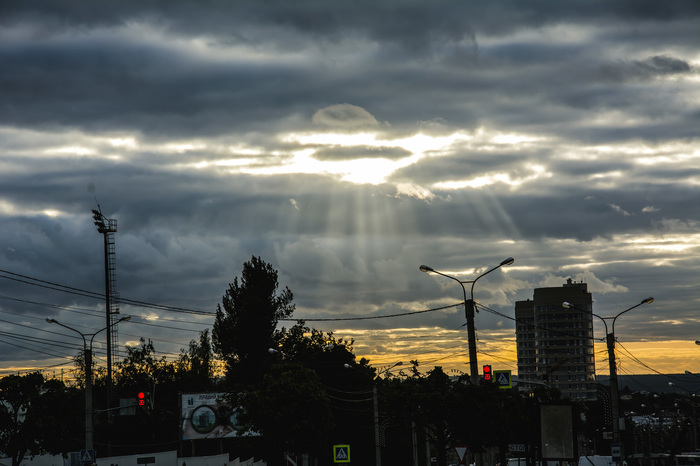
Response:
[[0, 0, 698, 377]]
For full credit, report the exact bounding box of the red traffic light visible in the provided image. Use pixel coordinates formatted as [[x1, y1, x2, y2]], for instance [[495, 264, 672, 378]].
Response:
[[483, 365, 492, 382], [137, 391, 146, 406]]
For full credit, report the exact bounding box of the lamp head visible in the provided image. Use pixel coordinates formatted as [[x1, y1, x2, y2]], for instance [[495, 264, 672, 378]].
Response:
[[642, 297, 654, 305], [119, 315, 132, 323], [500, 257, 515, 266], [46, 318, 57, 324], [562, 302, 572, 309], [419, 265, 434, 273]]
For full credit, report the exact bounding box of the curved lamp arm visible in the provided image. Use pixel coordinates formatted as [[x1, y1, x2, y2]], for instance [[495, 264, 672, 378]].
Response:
[[470, 257, 514, 298], [611, 297, 654, 332]]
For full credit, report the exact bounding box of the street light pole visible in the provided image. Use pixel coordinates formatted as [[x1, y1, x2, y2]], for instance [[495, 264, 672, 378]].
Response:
[[344, 361, 402, 466], [373, 362, 403, 466], [46, 316, 131, 451], [420, 257, 514, 385], [563, 298, 653, 447]]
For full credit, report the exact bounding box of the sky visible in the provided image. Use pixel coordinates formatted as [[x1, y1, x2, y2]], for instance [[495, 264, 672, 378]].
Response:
[[1, 0, 699, 384]]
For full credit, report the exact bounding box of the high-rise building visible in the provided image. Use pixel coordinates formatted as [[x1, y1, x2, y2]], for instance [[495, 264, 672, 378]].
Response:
[[515, 278, 597, 399]]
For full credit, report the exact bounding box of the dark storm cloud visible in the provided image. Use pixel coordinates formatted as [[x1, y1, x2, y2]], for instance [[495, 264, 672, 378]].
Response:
[[600, 55, 692, 82], [50, 1, 700, 45], [0, 1, 694, 138], [0, 39, 315, 136]]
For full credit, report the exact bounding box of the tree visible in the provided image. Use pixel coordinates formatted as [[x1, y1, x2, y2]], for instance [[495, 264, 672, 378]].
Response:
[[110, 338, 178, 452], [0, 373, 44, 466], [212, 256, 295, 386], [0, 373, 81, 466], [243, 363, 332, 463], [272, 322, 359, 378], [31, 378, 83, 456], [238, 322, 372, 465], [383, 365, 455, 466], [114, 338, 173, 394], [175, 329, 217, 392]]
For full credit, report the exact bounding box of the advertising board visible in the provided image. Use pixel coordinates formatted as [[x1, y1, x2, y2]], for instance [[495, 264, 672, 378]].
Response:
[[181, 393, 244, 440]]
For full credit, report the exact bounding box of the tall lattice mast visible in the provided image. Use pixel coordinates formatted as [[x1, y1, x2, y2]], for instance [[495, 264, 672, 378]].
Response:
[[92, 206, 120, 406]]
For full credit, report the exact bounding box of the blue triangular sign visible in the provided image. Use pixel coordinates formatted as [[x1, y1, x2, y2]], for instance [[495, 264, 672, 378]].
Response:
[[80, 450, 94, 463]]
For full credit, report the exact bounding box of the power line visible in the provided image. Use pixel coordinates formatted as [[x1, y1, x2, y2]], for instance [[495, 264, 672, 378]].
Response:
[[615, 341, 681, 380], [0, 269, 214, 317], [0, 309, 194, 365], [0, 294, 212, 328], [280, 302, 462, 322], [1, 269, 459, 323]]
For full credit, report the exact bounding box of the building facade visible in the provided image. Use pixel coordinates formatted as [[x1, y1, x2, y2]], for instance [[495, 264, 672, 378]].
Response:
[[515, 278, 597, 399]]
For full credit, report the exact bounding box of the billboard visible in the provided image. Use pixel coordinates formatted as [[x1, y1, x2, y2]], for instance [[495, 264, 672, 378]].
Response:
[[540, 404, 575, 460], [181, 393, 245, 440]]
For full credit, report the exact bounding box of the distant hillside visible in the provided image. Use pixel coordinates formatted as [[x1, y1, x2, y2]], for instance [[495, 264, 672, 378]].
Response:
[[596, 373, 700, 394]]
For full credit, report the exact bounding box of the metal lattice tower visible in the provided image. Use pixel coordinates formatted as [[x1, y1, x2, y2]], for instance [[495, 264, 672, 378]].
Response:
[[92, 207, 120, 403], [105, 225, 120, 366]]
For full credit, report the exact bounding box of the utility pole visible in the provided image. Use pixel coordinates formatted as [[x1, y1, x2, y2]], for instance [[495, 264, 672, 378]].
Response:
[[605, 332, 622, 442]]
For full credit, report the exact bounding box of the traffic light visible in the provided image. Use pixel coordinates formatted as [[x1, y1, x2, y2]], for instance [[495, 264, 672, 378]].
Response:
[[136, 391, 150, 412], [483, 365, 492, 382]]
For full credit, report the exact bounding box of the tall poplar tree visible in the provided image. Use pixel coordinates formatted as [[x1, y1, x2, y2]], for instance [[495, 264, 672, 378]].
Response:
[[212, 256, 295, 386]]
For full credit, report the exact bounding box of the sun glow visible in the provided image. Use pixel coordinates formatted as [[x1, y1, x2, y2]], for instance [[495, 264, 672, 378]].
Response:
[[268, 130, 474, 184]]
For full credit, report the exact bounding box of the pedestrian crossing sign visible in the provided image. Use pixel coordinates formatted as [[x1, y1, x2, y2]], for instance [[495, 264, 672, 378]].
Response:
[[494, 370, 512, 389], [333, 445, 350, 463], [79, 449, 95, 464]]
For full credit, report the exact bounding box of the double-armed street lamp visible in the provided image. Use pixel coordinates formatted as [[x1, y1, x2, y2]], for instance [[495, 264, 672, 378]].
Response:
[[420, 257, 514, 385], [46, 315, 131, 451], [562, 297, 654, 446]]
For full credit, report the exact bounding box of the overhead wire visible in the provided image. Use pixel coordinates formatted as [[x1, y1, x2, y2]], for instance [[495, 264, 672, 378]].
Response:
[[0, 277, 201, 377], [615, 341, 686, 383], [279, 302, 462, 322], [0, 336, 68, 360], [0, 284, 211, 362], [615, 342, 664, 376], [0, 269, 494, 329], [0, 330, 80, 353], [0, 269, 482, 371], [4, 267, 669, 382], [0, 269, 215, 317], [0, 313, 184, 367], [0, 294, 212, 329]]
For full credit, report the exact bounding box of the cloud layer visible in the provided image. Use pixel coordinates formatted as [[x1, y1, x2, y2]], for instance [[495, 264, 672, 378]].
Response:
[[1, 0, 698, 377]]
